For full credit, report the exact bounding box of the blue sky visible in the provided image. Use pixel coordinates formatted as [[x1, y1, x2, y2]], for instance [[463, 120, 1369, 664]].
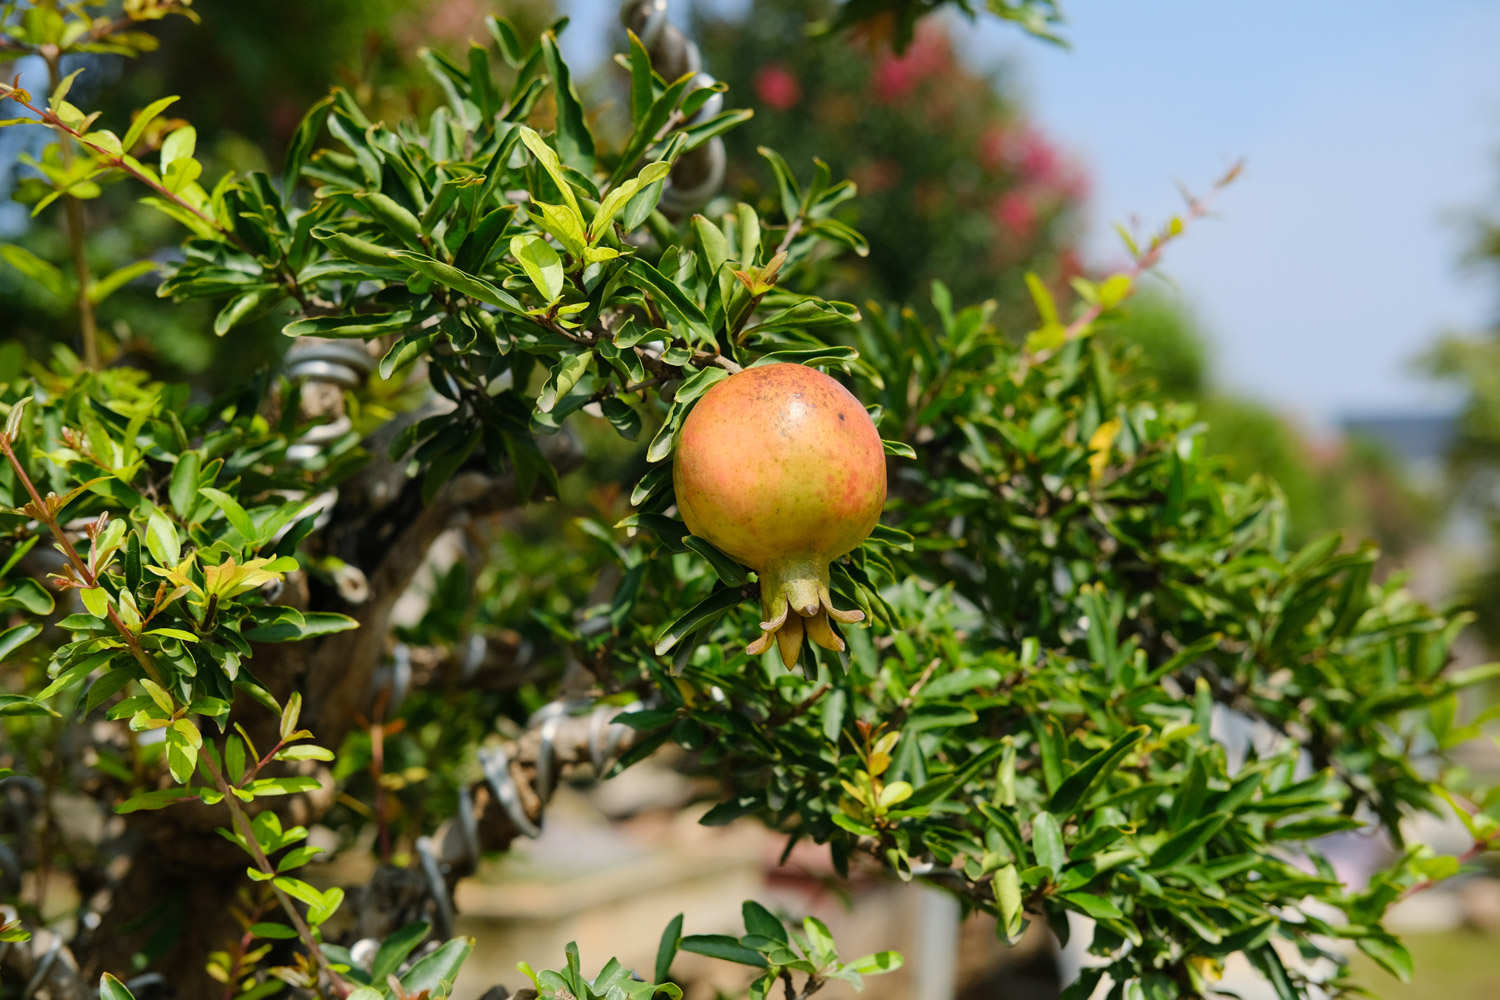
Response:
[[563, 0, 1500, 430], [971, 1, 1500, 429]]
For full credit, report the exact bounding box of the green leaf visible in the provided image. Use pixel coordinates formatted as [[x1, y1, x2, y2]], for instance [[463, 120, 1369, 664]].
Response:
[[533, 201, 587, 260], [993, 863, 1024, 939], [682, 535, 748, 586], [160, 125, 196, 173], [1031, 811, 1066, 874], [848, 951, 903, 975], [275, 744, 335, 762], [165, 724, 199, 783], [371, 921, 431, 982], [517, 125, 582, 219], [802, 917, 836, 964], [655, 913, 684, 984], [401, 937, 475, 996], [0, 244, 68, 300], [1024, 271, 1059, 326], [741, 901, 786, 943], [0, 622, 41, 662], [245, 776, 321, 797], [1148, 812, 1230, 870], [144, 508, 181, 565], [116, 787, 197, 813], [280, 690, 302, 741], [99, 973, 136, 1000], [536, 352, 591, 414], [654, 587, 746, 656], [757, 146, 801, 224], [248, 921, 298, 940], [509, 233, 564, 303], [312, 228, 408, 268], [680, 934, 767, 967], [592, 160, 670, 242], [282, 310, 415, 339], [1357, 934, 1413, 982], [1097, 273, 1133, 308], [139, 677, 173, 715], [0, 694, 57, 718], [80, 586, 109, 618], [122, 96, 179, 152], [283, 94, 333, 187], [1058, 891, 1123, 920], [386, 250, 525, 314], [199, 487, 256, 540], [48, 67, 85, 111], [169, 451, 201, 519], [625, 258, 712, 343], [307, 885, 344, 925], [539, 32, 595, 173], [0, 578, 54, 615], [1048, 727, 1147, 819], [487, 15, 525, 66], [358, 191, 425, 250], [88, 260, 157, 305]]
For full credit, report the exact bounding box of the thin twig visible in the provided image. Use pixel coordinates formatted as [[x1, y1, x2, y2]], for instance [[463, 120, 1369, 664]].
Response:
[[1020, 160, 1244, 371], [0, 431, 163, 685], [200, 751, 352, 998], [41, 50, 99, 368], [0, 87, 323, 313]]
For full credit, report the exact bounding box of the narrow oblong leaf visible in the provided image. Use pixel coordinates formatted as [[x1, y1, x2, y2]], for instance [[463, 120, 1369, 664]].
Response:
[[1048, 727, 1147, 819], [1148, 812, 1230, 871], [1031, 811, 1066, 873], [653, 587, 746, 656], [654, 912, 684, 984], [679, 934, 767, 967]]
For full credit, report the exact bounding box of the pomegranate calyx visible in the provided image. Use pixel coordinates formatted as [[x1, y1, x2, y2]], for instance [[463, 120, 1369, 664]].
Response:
[[746, 559, 867, 667]]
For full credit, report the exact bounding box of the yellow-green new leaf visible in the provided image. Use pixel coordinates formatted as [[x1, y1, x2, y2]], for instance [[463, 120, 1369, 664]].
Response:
[[510, 234, 564, 303], [590, 161, 670, 242], [517, 125, 582, 218]]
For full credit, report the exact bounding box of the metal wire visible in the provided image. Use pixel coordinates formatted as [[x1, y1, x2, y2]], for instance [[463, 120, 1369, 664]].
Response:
[[404, 696, 649, 941], [283, 339, 372, 465], [620, 0, 727, 215]]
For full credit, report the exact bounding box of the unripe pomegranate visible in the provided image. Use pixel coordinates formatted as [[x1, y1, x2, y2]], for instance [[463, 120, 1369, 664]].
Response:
[[673, 363, 887, 667]]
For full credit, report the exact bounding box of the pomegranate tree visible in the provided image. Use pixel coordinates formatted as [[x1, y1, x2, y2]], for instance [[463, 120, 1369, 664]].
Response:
[[673, 363, 888, 666]]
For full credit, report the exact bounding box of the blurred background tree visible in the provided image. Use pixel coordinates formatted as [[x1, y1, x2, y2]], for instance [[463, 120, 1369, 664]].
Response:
[[694, 0, 1085, 314], [1427, 154, 1500, 651], [1106, 291, 1437, 555]]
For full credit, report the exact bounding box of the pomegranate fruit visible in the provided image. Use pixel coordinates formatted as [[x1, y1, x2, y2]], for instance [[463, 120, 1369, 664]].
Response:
[[673, 363, 887, 667]]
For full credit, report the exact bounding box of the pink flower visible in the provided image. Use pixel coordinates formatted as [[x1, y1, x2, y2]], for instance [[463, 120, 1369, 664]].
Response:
[[871, 22, 951, 104], [753, 64, 801, 111], [1019, 127, 1060, 184], [977, 125, 1010, 171], [992, 191, 1037, 242], [1060, 166, 1091, 202]]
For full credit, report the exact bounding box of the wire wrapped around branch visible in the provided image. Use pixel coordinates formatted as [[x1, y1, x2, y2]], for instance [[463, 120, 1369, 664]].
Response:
[[620, 0, 726, 215], [346, 697, 650, 943]]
